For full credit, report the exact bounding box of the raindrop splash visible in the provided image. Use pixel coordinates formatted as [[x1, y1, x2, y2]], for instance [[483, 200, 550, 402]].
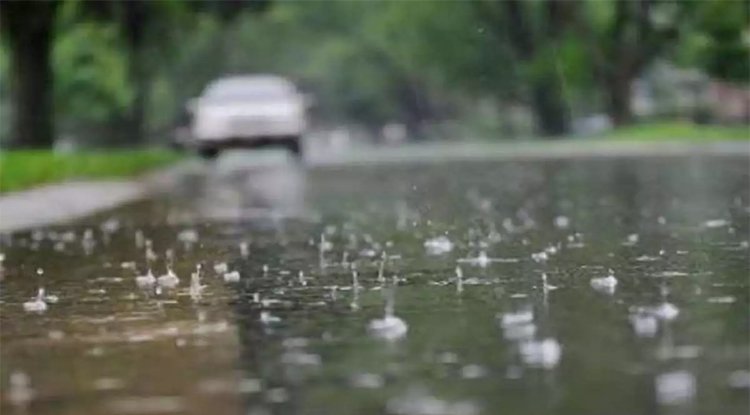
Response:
[[23, 288, 48, 313], [368, 287, 408, 341], [590, 269, 618, 294], [190, 265, 206, 301], [455, 266, 464, 294], [424, 235, 454, 255]]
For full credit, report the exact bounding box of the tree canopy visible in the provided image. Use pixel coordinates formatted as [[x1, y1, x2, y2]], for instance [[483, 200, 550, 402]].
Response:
[[0, 0, 747, 147]]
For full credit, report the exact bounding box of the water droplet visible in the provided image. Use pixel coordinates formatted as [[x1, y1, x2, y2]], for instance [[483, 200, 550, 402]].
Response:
[[656, 345, 702, 360], [424, 236, 453, 255], [190, 268, 206, 301], [704, 219, 729, 228], [94, 377, 125, 391], [386, 387, 479, 415], [498, 310, 536, 341], [157, 267, 180, 289], [531, 251, 548, 263], [368, 314, 408, 341], [238, 378, 263, 394], [23, 288, 47, 313], [280, 350, 321, 367], [48, 330, 65, 340], [8, 371, 33, 407], [121, 261, 137, 270], [461, 364, 487, 379], [135, 269, 156, 288], [107, 396, 185, 414], [651, 270, 688, 278], [554, 216, 570, 229], [590, 270, 618, 294], [499, 310, 533, 327], [177, 229, 199, 243], [655, 371, 696, 405], [629, 312, 659, 337], [438, 352, 459, 364], [707, 296, 735, 304], [369, 287, 407, 340], [266, 387, 289, 403], [623, 233, 639, 246], [519, 338, 562, 369], [651, 303, 680, 321], [350, 372, 384, 389], [728, 370, 750, 389], [223, 270, 240, 283], [260, 311, 281, 324], [213, 262, 228, 274], [455, 266, 463, 294]]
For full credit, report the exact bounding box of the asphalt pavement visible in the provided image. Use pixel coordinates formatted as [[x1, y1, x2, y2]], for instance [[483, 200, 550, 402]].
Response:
[[1, 142, 748, 415]]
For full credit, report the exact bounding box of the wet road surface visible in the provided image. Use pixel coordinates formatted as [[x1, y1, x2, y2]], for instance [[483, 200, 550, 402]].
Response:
[[1, 149, 749, 415]]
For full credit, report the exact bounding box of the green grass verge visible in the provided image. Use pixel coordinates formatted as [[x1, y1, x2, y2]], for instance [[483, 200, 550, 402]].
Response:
[[0, 149, 183, 193], [599, 121, 750, 141]]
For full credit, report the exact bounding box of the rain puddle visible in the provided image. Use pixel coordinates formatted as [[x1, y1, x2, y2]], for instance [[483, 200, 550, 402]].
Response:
[[1, 155, 748, 414]]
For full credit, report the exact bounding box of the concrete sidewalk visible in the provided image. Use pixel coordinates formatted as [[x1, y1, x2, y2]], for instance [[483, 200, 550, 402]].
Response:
[[0, 162, 197, 234]]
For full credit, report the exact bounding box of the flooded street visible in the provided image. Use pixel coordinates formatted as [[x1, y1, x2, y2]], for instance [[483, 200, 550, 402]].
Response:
[[2, 151, 749, 415]]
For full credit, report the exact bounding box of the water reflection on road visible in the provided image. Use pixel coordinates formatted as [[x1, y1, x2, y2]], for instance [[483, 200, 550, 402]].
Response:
[[1, 149, 748, 415]]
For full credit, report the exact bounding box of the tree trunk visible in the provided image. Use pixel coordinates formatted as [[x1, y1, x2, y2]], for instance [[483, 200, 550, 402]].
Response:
[[396, 79, 434, 139], [607, 72, 633, 126], [532, 77, 569, 136], [1, 2, 58, 148], [602, 0, 640, 126], [125, 48, 147, 144], [503, 0, 570, 137], [122, 1, 149, 144]]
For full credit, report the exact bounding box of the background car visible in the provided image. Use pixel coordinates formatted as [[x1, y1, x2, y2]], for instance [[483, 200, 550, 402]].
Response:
[[186, 75, 308, 159]]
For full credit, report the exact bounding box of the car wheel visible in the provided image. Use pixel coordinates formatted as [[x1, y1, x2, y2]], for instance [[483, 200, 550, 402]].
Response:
[[285, 137, 303, 160], [199, 147, 219, 159]]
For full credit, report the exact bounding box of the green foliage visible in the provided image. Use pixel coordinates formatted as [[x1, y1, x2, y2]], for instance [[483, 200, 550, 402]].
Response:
[[53, 21, 132, 123], [600, 121, 750, 141], [681, 0, 749, 82], [0, 149, 182, 192], [0, 46, 9, 141], [1, 0, 747, 146]]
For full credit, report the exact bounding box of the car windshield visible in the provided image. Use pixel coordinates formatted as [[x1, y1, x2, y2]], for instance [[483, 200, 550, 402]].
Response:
[[203, 79, 294, 101]]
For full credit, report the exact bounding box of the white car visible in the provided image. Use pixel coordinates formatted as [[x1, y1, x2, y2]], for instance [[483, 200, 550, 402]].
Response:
[[185, 75, 308, 159]]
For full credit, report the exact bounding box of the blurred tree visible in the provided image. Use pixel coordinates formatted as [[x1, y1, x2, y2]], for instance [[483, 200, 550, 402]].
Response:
[[364, 1, 506, 136], [54, 8, 132, 143], [119, 1, 152, 144], [83, 0, 268, 143], [0, 0, 269, 147], [2, 0, 743, 147], [0, 0, 60, 147], [577, 0, 681, 125], [223, 1, 439, 134], [476, 0, 576, 137], [679, 0, 749, 83], [118, 0, 269, 142]]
